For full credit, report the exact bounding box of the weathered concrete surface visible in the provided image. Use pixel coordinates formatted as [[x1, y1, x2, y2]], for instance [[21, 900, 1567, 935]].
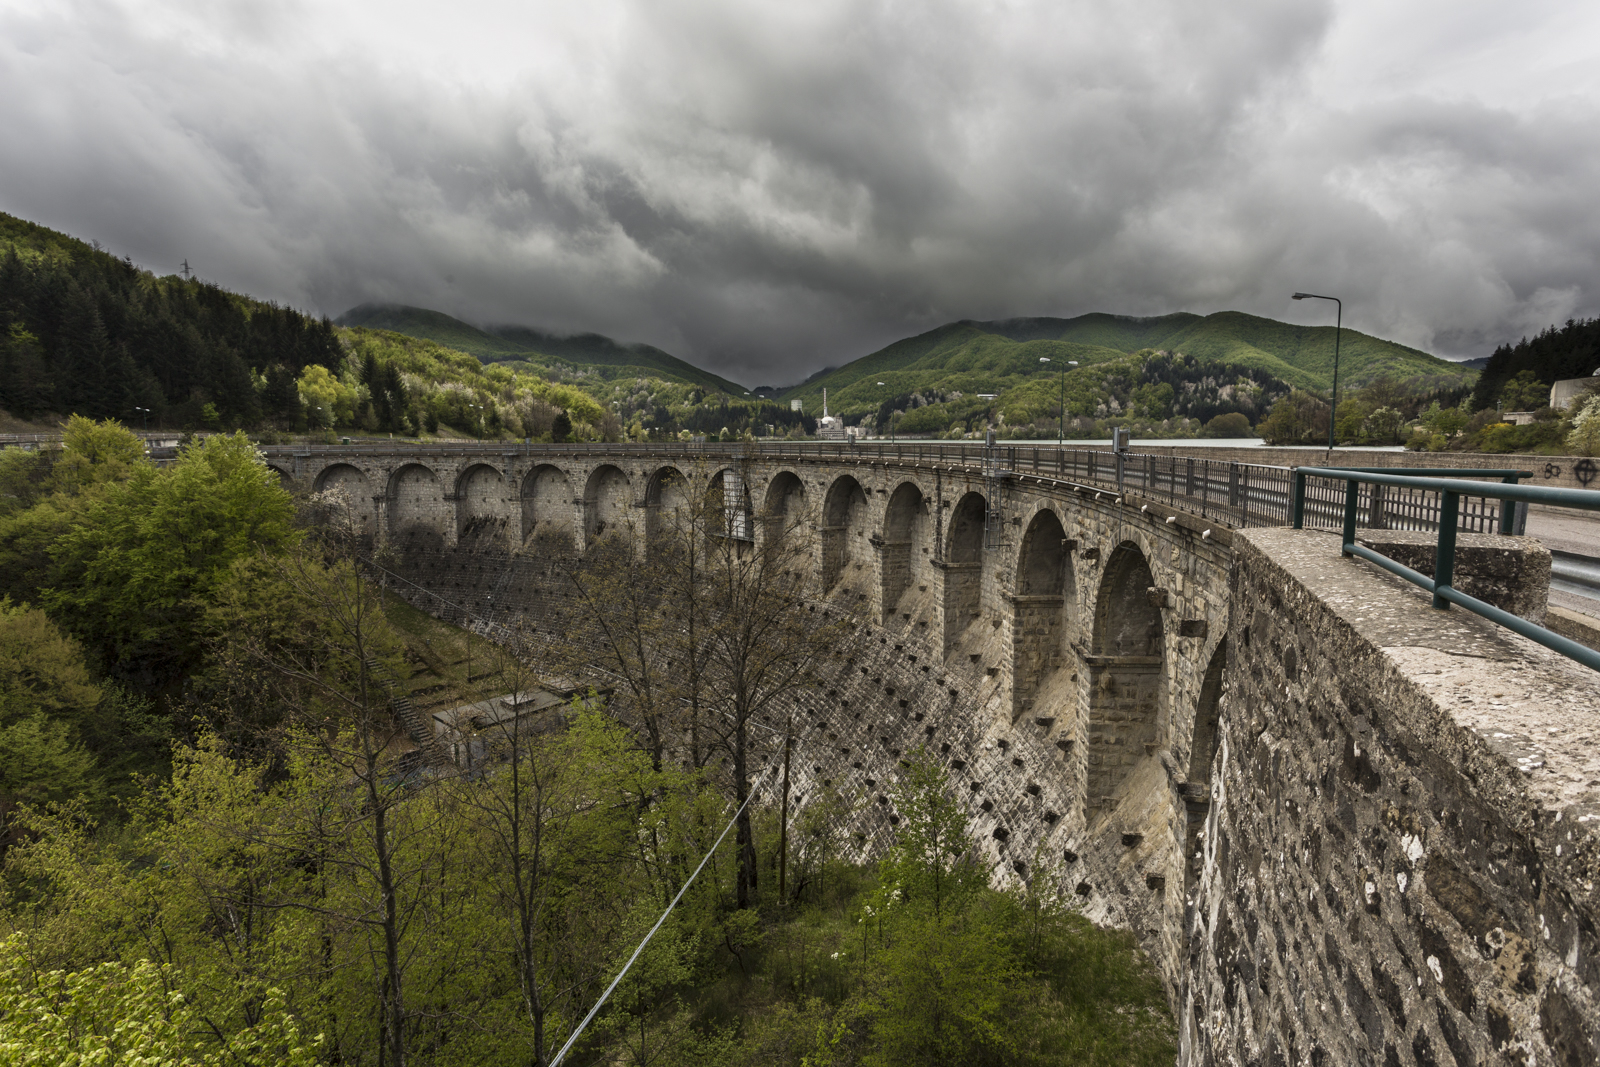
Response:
[[1354, 529, 1554, 624], [1186, 528, 1600, 1067], [1548, 606, 1600, 655]]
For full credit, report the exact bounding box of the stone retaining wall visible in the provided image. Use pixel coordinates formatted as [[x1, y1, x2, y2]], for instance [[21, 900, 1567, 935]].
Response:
[[1187, 528, 1600, 1066]]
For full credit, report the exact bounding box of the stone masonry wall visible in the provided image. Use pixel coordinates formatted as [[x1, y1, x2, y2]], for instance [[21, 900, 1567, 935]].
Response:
[[1187, 528, 1600, 1067]]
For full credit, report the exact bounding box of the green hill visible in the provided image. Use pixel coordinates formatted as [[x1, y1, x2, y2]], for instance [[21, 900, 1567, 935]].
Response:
[[337, 303, 750, 397], [787, 311, 1474, 417]]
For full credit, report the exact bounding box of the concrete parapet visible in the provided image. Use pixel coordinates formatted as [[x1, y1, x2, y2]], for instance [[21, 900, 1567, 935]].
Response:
[[1354, 528, 1553, 624], [1188, 527, 1600, 1067]]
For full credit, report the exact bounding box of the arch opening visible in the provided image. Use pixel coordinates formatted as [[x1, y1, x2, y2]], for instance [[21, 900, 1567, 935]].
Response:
[[457, 463, 511, 546], [821, 476, 869, 594], [942, 491, 987, 651], [522, 465, 573, 550], [644, 466, 690, 545], [1012, 509, 1074, 723], [583, 465, 632, 545], [387, 463, 443, 546], [312, 463, 376, 535], [706, 468, 754, 544], [1084, 541, 1166, 816], [880, 481, 927, 626]]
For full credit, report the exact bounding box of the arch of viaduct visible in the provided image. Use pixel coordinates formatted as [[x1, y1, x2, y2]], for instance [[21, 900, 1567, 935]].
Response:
[[267, 444, 1600, 1066], [273, 444, 1230, 926]]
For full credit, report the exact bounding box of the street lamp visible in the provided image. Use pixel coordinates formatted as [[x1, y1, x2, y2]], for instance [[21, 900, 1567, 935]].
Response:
[[132, 406, 149, 432], [877, 382, 894, 441], [1292, 292, 1342, 450], [1038, 358, 1078, 445]]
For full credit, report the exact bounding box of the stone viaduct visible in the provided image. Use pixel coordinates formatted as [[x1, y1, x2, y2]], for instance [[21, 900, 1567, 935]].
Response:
[[265, 441, 1600, 1067]]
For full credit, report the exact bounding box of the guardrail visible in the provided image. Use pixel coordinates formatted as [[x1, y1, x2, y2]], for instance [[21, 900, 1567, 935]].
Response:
[[260, 438, 1554, 536], [1292, 466, 1600, 673]]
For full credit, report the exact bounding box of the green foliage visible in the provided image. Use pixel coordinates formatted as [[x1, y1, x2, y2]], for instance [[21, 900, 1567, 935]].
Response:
[[1258, 390, 1330, 445], [45, 431, 299, 689], [0, 937, 321, 1067], [790, 310, 1473, 418], [0, 601, 101, 816], [0, 212, 341, 428], [1569, 394, 1600, 456], [1470, 317, 1600, 411], [339, 302, 749, 396], [1201, 412, 1252, 438], [1498, 369, 1549, 411]]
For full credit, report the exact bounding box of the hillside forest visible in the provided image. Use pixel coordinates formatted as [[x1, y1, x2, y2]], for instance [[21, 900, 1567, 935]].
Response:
[[5, 209, 1600, 453], [0, 419, 1175, 1065]]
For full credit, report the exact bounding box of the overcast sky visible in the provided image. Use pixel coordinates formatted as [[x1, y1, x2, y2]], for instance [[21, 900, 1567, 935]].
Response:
[[3, 0, 1598, 386]]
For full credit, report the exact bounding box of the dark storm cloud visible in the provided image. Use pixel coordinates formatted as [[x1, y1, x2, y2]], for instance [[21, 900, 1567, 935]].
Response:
[[2, 0, 1597, 386]]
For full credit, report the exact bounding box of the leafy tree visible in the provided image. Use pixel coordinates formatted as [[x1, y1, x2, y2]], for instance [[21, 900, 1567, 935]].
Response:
[[551, 410, 573, 443], [0, 938, 320, 1067], [0, 601, 103, 827], [46, 431, 299, 689], [1200, 412, 1251, 438], [1498, 369, 1549, 411], [1569, 394, 1600, 456]]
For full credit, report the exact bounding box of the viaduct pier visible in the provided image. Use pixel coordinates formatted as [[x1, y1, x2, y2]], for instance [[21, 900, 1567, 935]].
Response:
[[264, 439, 1600, 1067]]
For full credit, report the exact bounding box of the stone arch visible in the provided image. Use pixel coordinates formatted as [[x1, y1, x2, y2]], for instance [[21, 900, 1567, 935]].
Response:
[[456, 463, 511, 544], [1184, 638, 1227, 893], [1012, 508, 1075, 723], [312, 463, 376, 534], [706, 467, 754, 542], [1084, 540, 1167, 816], [583, 464, 632, 544], [521, 464, 573, 549], [388, 463, 443, 546], [821, 475, 869, 593], [644, 466, 691, 543], [880, 481, 927, 625], [266, 464, 294, 488], [942, 491, 987, 650]]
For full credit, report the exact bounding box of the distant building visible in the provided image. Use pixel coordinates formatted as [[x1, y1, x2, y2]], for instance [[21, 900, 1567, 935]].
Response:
[[1551, 372, 1600, 411], [790, 398, 803, 412]]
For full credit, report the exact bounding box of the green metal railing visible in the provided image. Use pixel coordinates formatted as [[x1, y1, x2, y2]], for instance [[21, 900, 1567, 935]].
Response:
[[1293, 466, 1600, 673]]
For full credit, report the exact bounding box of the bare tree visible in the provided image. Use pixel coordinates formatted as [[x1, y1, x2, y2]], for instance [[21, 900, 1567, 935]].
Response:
[[561, 460, 847, 908]]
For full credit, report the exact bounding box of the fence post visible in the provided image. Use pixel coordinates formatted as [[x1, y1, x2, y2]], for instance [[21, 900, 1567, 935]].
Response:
[[1498, 474, 1521, 535], [1434, 492, 1460, 609], [1341, 478, 1359, 556], [1292, 469, 1307, 528]]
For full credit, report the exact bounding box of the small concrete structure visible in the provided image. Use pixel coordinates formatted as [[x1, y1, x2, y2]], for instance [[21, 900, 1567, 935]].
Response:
[[1552, 375, 1600, 412]]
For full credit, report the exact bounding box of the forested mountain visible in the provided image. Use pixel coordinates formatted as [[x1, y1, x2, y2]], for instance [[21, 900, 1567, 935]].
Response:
[[787, 311, 1474, 417], [337, 302, 749, 396], [0, 213, 341, 427], [1469, 318, 1600, 411]]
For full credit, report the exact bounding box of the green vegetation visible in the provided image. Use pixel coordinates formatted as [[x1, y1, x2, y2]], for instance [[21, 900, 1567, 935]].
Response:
[[0, 421, 1175, 1063], [788, 311, 1474, 422], [0, 213, 806, 442], [339, 302, 750, 396], [1469, 317, 1600, 412]]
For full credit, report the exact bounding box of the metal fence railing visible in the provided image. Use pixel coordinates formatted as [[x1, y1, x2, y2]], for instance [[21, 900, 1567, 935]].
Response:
[[1293, 467, 1600, 673], [258, 439, 1551, 537]]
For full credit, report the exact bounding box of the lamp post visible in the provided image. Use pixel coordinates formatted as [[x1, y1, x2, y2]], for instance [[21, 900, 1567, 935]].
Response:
[[877, 382, 893, 441], [133, 406, 149, 432], [1292, 292, 1342, 450], [1038, 357, 1078, 445]]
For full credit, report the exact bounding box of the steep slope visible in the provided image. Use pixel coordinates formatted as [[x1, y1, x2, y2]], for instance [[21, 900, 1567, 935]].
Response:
[[787, 311, 1474, 417], [337, 303, 749, 396]]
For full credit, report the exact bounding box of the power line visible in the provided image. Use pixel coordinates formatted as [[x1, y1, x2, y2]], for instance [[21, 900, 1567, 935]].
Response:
[[548, 754, 781, 1067]]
